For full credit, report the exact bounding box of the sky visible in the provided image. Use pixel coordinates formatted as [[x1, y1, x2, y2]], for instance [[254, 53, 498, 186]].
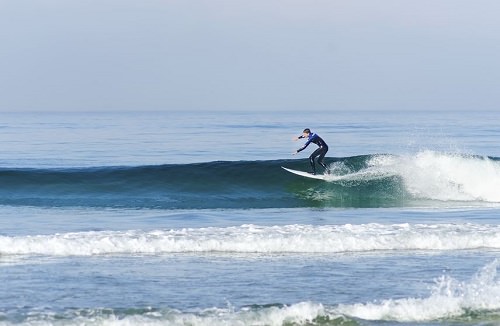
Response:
[[0, 0, 499, 112]]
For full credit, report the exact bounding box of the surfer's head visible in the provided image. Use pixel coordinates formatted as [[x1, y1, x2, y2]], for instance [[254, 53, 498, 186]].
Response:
[[302, 128, 311, 137]]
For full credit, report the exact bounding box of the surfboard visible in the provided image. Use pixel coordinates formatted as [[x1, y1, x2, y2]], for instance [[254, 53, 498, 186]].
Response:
[[281, 166, 328, 180], [283, 166, 395, 182]]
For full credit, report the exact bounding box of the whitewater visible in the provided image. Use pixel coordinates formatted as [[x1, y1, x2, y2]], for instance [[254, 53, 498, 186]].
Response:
[[324, 151, 500, 203], [2, 223, 500, 256], [1, 110, 500, 326]]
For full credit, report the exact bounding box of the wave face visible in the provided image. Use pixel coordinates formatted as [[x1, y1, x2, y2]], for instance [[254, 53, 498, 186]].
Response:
[[0, 151, 498, 209]]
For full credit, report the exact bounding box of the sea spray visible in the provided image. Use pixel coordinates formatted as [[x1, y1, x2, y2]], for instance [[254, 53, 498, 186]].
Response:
[[379, 151, 500, 202], [334, 259, 500, 322]]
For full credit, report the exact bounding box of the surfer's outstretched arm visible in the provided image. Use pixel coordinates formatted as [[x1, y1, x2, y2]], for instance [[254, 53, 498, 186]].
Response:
[[293, 134, 311, 154], [296, 139, 312, 153]]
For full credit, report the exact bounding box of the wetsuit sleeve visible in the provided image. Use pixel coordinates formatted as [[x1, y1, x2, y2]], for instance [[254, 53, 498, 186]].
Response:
[[297, 138, 312, 152]]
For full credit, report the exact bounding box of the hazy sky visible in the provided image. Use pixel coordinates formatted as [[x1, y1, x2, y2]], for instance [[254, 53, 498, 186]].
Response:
[[1, 0, 499, 112]]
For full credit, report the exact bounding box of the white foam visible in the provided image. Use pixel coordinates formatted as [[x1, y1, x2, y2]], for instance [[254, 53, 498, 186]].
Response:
[[334, 259, 500, 322], [1, 261, 499, 325], [399, 151, 500, 202], [2, 223, 500, 256], [0, 302, 335, 326], [340, 151, 500, 203]]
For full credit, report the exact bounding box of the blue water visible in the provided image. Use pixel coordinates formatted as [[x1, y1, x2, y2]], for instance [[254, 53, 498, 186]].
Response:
[[0, 110, 500, 325]]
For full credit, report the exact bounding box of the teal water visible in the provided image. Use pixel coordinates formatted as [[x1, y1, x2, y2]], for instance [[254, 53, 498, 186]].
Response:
[[0, 110, 499, 325], [0, 154, 499, 209]]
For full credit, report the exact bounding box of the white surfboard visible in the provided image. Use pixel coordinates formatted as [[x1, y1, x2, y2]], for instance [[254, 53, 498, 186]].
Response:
[[283, 166, 395, 182], [281, 166, 328, 180]]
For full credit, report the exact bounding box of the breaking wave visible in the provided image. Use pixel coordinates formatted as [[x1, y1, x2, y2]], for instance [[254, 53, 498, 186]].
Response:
[[0, 151, 498, 209], [2, 223, 500, 257], [1, 260, 499, 325]]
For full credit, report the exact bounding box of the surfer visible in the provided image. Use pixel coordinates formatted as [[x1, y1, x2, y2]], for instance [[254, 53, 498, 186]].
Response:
[[293, 128, 329, 175]]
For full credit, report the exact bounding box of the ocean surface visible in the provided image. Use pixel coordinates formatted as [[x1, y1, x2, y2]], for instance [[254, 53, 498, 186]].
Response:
[[0, 110, 499, 325]]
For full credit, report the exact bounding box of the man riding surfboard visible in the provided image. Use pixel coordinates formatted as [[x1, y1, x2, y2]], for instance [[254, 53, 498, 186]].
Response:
[[293, 128, 329, 175]]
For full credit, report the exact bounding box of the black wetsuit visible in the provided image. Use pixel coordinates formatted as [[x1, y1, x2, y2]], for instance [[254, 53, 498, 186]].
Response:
[[297, 133, 329, 174]]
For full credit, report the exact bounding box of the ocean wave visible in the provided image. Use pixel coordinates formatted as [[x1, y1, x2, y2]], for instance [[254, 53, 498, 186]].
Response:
[[1, 261, 499, 325], [2, 223, 500, 257], [0, 303, 344, 326], [374, 150, 500, 203], [0, 151, 498, 209], [335, 259, 500, 322]]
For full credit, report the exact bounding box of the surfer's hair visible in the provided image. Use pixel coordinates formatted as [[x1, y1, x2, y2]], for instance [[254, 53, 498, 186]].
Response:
[[303, 128, 311, 134]]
